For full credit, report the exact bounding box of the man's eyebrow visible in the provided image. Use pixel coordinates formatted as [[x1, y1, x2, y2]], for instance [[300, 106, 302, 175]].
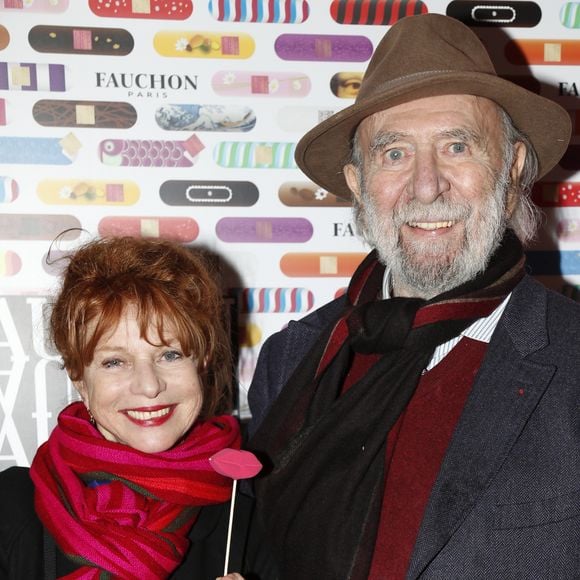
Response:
[[438, 127, 482, 144], [367, 127, 484, 156], [368, 131, 407, 154]]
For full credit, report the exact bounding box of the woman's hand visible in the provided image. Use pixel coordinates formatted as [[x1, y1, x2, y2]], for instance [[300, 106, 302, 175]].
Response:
[[217, 574, 244, 580]]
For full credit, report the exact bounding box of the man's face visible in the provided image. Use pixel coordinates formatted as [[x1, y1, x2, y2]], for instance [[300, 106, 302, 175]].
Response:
[[344, 95, 524, 299]]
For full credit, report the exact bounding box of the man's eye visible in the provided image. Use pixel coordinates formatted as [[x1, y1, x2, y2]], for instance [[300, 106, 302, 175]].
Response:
[[386, 149, 403, 162], [450, 142, 467, 154]]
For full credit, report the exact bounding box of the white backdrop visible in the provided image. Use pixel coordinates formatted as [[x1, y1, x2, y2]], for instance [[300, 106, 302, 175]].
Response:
[[0, 0, 578, 469]]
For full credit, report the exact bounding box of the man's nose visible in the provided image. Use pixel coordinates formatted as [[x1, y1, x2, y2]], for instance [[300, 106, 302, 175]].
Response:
[[408, 150, 450, 204], [131, 362, 166, 398]]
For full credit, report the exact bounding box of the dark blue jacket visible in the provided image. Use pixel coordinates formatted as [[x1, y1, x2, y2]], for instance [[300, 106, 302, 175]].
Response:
[[248, 275, 580, 579]]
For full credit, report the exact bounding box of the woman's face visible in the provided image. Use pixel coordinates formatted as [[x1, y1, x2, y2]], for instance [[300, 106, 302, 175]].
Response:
[[75, 305, 203, 454]]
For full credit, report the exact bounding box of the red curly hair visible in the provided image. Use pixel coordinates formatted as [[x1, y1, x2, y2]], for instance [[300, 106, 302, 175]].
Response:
[[49, 236, 233, 418]]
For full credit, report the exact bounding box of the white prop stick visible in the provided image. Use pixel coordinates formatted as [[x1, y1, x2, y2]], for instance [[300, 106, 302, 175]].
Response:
[[223, 479, 238, 575], [210, 448, 263, 575]]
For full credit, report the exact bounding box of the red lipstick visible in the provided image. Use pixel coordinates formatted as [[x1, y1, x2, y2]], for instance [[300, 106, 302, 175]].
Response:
[[123, 405, 176, 427]]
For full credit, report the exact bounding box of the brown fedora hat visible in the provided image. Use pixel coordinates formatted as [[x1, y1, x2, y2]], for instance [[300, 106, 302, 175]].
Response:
[[295, 13, 571, 200]]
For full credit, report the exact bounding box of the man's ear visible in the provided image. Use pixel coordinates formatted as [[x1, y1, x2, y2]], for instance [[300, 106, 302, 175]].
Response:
[[506, 141, 526, 216], [344, 163, 362, 204]]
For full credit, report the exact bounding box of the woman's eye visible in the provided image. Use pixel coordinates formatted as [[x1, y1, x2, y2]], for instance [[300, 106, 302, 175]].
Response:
[[450, 142, 467, 154], [162, 350, 183, 362], [102, 358, 122, 369], [343, 80, 360, 90]]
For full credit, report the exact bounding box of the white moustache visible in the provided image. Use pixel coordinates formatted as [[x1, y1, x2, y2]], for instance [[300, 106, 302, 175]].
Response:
[[394, 200, 470, 226]]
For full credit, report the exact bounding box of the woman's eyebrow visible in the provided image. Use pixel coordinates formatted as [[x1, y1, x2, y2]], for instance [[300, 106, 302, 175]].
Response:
[[93, 345, 128, 354]]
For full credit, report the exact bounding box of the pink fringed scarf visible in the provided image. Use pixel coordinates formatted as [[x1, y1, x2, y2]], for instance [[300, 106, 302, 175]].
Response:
[[30, 402, 240, 579]]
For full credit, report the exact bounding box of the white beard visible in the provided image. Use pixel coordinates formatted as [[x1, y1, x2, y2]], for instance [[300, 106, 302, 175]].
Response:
[[356, 162, 511, 299]]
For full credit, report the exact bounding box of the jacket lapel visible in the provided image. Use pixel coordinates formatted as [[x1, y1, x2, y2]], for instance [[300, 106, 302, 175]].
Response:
[[407, 277, 556, 579]]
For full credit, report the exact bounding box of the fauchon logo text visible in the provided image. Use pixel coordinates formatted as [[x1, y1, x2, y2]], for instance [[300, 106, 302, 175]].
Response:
[[95, 72, 198, 99], [559, 82, 579, 97], [333, 222, 356, 237]]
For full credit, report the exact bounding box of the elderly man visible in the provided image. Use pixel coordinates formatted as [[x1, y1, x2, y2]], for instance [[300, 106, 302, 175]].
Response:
[[248, 13, 579, 580]]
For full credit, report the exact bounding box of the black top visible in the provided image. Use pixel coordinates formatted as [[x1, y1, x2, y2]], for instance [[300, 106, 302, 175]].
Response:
[[0, 466, 277, 580]]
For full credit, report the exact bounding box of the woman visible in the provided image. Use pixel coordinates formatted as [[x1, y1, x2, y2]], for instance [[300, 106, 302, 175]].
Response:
[[0, 236, 276, 579]]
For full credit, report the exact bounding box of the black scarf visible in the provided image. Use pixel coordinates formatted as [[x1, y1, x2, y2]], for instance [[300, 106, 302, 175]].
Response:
[[249, 230, 525, 579]]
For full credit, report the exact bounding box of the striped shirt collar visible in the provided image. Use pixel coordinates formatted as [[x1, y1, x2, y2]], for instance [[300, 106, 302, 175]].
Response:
[[382, 269, 510, 370]]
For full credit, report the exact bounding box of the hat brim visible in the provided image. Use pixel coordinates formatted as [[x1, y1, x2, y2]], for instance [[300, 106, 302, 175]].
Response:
[[295, 71, 571, 200]]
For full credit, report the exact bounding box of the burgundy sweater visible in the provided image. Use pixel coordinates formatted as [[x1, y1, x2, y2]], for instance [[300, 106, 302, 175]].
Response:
[[369, 337, 488, 579]]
